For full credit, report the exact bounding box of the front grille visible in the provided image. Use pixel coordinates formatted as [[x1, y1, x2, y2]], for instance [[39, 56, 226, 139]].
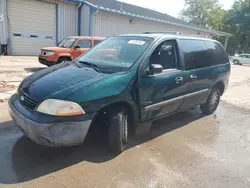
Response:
[[18, 89, 40, 110]]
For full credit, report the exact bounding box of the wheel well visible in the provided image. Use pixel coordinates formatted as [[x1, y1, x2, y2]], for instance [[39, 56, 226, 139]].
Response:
[[88, 102, 135, 139], [214, 82, 225, 95]]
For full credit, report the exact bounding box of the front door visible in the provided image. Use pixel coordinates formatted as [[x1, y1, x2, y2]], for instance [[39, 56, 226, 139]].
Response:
[[237, 54, 250, 64], [245, 55, 250, 64], [72, 39, 92, 59], [138, 40, 187, 121]]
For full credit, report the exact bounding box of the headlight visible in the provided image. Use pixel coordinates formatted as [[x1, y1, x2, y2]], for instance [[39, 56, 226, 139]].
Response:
[[36, 99, 85, 116], [41, 51, 55, 56]]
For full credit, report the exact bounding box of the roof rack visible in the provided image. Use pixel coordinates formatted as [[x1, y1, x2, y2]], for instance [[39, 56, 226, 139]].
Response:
[[143, 31, 183, 35], [188, 35, 212, 38], [143, 31, 212, 39]]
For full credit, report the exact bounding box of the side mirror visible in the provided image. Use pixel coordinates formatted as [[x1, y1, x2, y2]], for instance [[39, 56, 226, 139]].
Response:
[[74, 45, 80, 49], [149, 64, 163, 75]]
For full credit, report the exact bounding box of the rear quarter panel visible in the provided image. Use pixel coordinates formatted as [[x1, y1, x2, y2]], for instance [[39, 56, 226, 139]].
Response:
[[211, 63, 231, 94]]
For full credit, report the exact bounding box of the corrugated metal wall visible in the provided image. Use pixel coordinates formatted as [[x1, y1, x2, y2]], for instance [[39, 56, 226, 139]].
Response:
[[0, 0, 8, 44], [58, 1, 78, 42], [92, 12, 211, 37], [80, 4, 90, 36]]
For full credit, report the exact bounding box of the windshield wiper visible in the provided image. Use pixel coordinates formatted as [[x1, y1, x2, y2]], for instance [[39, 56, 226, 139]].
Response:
[[78, 61, 101, 72]]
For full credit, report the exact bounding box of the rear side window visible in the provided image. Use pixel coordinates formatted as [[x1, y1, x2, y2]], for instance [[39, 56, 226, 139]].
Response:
[[94, 40, 102, 46], [205, 41, 229, 65], [179, 39, 209, 70], [239, 54, 247, 58], [76, 40, 92, 48], [239, 54, 250, 58]]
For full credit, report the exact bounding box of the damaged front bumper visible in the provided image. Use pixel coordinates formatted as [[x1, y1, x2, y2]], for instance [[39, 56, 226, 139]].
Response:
[[9, 94, 93, 147]]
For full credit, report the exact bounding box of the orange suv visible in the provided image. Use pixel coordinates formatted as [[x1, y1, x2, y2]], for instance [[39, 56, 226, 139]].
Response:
[[39, 36, 104, 66]]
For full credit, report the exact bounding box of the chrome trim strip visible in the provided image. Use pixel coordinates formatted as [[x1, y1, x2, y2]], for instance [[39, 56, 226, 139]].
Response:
[[184, 88, 209, 97], [144, 89, 209, 110], [144, 95, 185, 110]]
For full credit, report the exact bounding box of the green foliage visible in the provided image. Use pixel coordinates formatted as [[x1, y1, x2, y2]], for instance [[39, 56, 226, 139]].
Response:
[[181, 0, 250, 54], [181, 0, 221, 28], [224, 0, 250, 54]]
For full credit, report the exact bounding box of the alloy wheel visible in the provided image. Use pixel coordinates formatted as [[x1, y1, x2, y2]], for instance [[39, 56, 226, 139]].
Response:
[[209, 90, 220, 111]]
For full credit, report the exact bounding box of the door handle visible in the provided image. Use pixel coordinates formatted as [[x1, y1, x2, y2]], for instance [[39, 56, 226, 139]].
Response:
[[190, 74, 197, 80], [175, 77, 183, 84]]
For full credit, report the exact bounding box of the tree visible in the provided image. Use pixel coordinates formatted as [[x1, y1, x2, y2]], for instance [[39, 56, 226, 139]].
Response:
[[180, 0, 250, 55], [180, 0, 222, 28], [223, 0, 250, 54], [208, 8, 226, 30]]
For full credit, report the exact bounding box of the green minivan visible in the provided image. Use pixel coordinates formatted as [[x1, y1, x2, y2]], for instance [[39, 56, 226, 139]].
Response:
[[9, 33, 230, 153]]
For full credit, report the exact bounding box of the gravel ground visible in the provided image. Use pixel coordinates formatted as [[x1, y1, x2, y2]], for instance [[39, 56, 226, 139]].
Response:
[[0, 56, 45, 100]]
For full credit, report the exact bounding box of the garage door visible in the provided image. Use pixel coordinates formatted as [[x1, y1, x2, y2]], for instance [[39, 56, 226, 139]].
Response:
[[8, 0, 56, 55]]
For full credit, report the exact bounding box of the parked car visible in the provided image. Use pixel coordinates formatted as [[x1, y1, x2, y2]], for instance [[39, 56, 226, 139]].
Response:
[[39, 36, 104, 66], [232, 53, 250, 65], [9, 33, 230, 153]]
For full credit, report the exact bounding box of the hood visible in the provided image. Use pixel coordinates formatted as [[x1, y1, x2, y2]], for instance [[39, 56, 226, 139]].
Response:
[[41, 46, 71, 52], [20, 62, 108, 101]]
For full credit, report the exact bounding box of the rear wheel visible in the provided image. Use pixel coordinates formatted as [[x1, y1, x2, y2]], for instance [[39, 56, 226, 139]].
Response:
[[108, 108, 128, 154], [57, 57, 71, 64], [200, 88, 221, 115]]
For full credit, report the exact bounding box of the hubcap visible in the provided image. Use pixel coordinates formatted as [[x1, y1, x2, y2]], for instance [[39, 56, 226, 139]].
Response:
[[209, 91, 219, 110]]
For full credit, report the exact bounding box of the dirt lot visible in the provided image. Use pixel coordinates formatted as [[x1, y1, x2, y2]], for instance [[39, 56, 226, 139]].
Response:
[[0, 56, 45, 101], [0, 56, 250, 188]]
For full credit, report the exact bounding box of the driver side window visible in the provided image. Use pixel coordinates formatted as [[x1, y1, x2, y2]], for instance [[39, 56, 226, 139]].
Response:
[[76, 40, 92, 48], [149, 40, 178, 70]]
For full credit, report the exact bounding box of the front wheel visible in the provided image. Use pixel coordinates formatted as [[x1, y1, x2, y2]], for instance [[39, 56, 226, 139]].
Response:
[[233, 60, 240, 65], [57, 57, 70, 64], [108, 109, 128, 153], [200, 88, 221, 115]]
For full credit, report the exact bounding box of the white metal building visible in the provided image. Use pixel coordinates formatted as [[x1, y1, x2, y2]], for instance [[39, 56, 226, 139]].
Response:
[[0, 0, 80, 55], [0, 0, 232, 56]]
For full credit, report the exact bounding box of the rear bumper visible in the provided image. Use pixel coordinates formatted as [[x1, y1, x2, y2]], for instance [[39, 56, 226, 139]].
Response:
[[39, 57, 57, 66], [9, 94, 92, 147]]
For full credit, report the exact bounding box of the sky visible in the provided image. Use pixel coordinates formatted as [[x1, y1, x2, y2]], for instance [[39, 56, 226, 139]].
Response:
[[119, 0, 235, 18]]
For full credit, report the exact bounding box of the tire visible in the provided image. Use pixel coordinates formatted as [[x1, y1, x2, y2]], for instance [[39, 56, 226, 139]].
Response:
[[233, 60, 240, 65], [108, 109, 128, 153], [57, 57, 70, 64], [200, 88, 221, 115]]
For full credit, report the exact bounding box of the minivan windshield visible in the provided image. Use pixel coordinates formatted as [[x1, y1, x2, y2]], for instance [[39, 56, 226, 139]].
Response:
[[77, 36, 152, 73], [58, 38, 76, 48]]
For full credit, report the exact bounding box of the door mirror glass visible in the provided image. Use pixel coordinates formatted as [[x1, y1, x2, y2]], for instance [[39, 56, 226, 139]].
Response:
[[74, 45, 80, 49], [149, 64, 163, 75]]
